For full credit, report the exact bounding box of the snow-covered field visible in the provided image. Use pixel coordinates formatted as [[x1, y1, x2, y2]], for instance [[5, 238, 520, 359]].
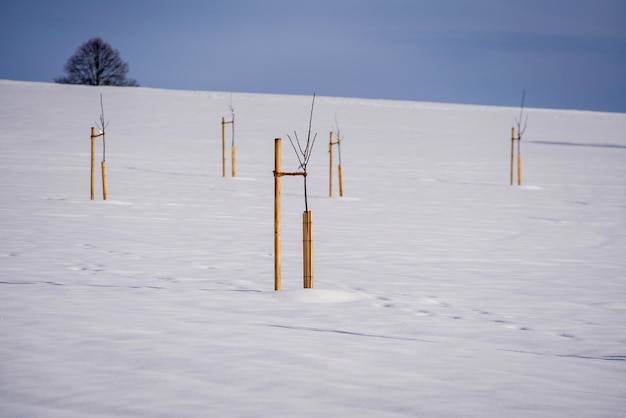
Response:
[[1, 80, 625, 417]]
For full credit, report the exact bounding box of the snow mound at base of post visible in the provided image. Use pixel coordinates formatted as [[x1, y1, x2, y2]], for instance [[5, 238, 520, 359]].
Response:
[[270, 288, 366, 304]]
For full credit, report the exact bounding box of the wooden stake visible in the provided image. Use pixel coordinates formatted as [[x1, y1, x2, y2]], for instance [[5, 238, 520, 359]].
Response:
[[329, 132, 333, 197], [517, 150, 522, 186], [101, 160, 108, 200], [91, 127, 96, 200], [338, 164, 344, 197], [274, 138, 282, 291], [231, 114, 235, 177], [302, 210, 313, 288], [510, 127, 515, 186], [221, 117, 226, 177], [90, 127, 105, 200], [273, 138, 307, 290], [329, 131, 342, 197]]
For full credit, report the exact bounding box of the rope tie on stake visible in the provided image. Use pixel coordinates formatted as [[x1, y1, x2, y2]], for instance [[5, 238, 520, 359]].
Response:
[[274, 171, 306, 177]]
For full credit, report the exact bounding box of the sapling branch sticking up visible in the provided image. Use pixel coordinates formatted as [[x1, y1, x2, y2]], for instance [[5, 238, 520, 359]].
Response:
[[512, 89, 528, 186], [228, 94, 235, 147], [515, 88, 528, 143], [287, 93, 318, 212], [333, 114, 343, 166], [96, 94, 109, 161]]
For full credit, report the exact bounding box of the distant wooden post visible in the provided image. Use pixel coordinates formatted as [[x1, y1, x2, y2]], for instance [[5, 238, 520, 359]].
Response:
[[231, 112, 236, 177], [338, 163, 344, 197], [329, 132, 334, 197], [517, 133, 522, 186], [91, 127, 96, 200], [329, 132, 340, 197], [90, 127, 106, 200], [510, 127, 515, 186], [273, 138, 309, 290], [221, 116, 235, 177], [329, 131, 341, 197], [510, 127, 523, 186], [512, 89, 527, 186], [221, 117, 227, 177], [337, 129, 344, 197]]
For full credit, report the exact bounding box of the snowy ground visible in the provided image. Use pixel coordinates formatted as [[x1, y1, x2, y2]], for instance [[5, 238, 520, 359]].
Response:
[[1, 80, 625, 417]]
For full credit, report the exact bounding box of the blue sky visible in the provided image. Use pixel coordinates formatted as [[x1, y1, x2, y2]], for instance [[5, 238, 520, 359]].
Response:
[[1, 0, 625, 112]]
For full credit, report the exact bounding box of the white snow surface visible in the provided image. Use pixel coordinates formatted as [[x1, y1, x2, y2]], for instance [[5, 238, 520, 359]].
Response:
[[1, 80, 625, 417]]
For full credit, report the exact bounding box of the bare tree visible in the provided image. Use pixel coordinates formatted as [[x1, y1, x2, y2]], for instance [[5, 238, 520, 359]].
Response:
[[287, 94, 318, 212], [55, 38, 139, 86]]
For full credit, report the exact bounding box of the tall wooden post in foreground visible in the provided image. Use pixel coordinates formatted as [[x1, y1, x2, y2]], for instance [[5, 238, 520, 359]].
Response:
[[273, 138, 311, 290], [90, 127, 106, 200], [274, 138, 283, 290]]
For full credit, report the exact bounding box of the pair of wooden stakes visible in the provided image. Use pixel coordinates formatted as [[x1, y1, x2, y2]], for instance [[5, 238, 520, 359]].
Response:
[[273, 131, 346, 291], [222, 116, 317, 290], [273, 138, 313, 291]]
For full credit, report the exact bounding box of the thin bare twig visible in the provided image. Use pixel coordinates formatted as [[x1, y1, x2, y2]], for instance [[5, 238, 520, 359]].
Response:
[[333, 114, 343, 165], [96, 94, 109, 160], [287, 93, 317, 212], [287, 131, 305, 169], [515, 88, 528, 140], [228, 94, 235, 146]]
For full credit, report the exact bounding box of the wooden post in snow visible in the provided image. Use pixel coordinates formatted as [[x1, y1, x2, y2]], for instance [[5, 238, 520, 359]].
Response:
[[90, 127, 105, 200], [274, 138, 282, 290], [302, 210, 313, 288], [510, 127, 515, 186], [221, 116, 235, 177], [329, 131, 333, 197], [338, 163, 344, 197], [101, 161, 108, 200], [221, 117, 226, 177], [273, 138, 308, 290], [510, 127, 523, 186], [517, 134, 522, 186], [230, 112, 236, 177], [329, 131, 340, 197], [91, 127, 96, 200]]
